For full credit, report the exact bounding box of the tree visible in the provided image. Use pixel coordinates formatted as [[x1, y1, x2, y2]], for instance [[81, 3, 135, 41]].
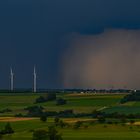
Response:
[[58, 120, 66, 128], [40, 115, 47, 122], [32, 127, 62, 140], [33, 129, 48, 140], [35, 96, 46, 103], [1, 123, 14, 134], [48, 126, 62, 140], [25, 106, 44, 117], [35, 94, 56, 103], [54, 117, 60, 126], [120, 91, 140, 103]]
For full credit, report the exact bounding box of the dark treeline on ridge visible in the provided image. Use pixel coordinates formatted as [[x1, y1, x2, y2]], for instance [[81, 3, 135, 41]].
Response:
[[0, 89, 134, 94]]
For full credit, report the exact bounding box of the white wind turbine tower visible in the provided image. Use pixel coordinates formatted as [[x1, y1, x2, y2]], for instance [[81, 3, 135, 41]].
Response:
[[10, 68, 14, 91], [33, 66, 37, 93]]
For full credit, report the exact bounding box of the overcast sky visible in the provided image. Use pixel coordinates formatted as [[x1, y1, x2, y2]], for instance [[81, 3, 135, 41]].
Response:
[[0, 0, 140, 89]]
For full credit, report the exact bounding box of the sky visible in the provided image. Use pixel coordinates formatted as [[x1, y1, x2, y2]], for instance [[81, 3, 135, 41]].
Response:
[[0, 0, 140, 89]]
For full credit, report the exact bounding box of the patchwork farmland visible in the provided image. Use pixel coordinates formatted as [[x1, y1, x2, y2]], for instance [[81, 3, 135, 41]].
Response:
[[0, 92, 140, 140]]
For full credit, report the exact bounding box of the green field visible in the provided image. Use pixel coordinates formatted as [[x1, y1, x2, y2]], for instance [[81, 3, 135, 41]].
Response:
[[0, 93, 140, 115], [0, 93, 140, 139], [0, 93, 125, 116], [1, 119, 140, 140]]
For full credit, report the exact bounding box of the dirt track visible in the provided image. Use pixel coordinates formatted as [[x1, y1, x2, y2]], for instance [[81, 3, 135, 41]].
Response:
[[63, 118, 96, 123], [0, 117, 37, 122]]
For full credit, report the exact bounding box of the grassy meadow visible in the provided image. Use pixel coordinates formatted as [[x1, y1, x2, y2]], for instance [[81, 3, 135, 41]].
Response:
[[1, 118, 140, 140]]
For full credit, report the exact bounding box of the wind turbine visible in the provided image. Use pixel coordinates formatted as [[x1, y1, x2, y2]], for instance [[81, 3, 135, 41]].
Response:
[[33, 66, 37, 93], [10, 68, 14, 91]]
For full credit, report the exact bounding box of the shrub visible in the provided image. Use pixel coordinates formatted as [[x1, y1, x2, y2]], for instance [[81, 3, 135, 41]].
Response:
[[130, 120, 135, 125], [56, 98, 67, 106], [103, 125, 107, 128], [120, 118, 127, 124], [73, 121, 82, 129], [25, 106, 44, 117], [58, 110, 74, 117], [33, 129, 48, 140], [0, 134, 2, 140], [40, 115, 47, 122], [98, 116, 106, 123], [46, 93, 56, 101], [35, 96, 46, 103], [15, 113, 24, 117]]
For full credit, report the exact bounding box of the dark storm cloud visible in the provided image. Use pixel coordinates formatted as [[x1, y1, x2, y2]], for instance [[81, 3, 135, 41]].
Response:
[[0, 0, 140, 88], [62, 29, 140, 89]]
